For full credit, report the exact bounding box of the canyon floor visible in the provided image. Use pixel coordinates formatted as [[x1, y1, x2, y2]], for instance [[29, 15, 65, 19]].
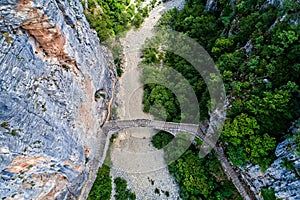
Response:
[[109, 0, 185, 199]]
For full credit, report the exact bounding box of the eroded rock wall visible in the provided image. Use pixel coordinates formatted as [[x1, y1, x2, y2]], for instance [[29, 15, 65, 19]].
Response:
[[239, 137, 300, 200], [0, 0, 116, 199]]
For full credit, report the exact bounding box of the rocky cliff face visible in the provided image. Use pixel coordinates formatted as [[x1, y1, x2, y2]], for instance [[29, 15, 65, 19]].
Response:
[[239, 131, 300, 200], [0, 0, 116, 199]]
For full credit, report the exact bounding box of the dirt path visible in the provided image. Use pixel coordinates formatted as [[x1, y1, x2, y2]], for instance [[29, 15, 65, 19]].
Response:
[[110, 0, 185, 199]]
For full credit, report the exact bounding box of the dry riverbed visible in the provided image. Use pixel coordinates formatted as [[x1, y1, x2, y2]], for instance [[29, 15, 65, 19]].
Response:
[[109, 0, 185, 199]]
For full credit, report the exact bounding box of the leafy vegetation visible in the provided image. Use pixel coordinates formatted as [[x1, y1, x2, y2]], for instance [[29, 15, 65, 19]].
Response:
[[87, 165, 136, 200], [143, 0, 300, 168], [88, 167, 136, 200], [109, 42, 124, 76], [83, 0, 300, 198], [0, 121, 9, 128], [150, 132, 241, 199], [163, 133, 192, 163], [114, 177, 136, 200], [142, 0, 300, 198], [87, 165, 112, 200], [83, 0, 152, 41], [222, 113, 276, 168], [82, 0, 161, 77], [261, 188, 276, 200], [151, 130, 174, 149], [168, 145, 242, 199], [1, 122, 19, 136]]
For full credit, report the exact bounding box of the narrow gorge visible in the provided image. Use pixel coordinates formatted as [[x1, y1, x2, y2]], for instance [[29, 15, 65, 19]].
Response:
[[1, 0, 300, 199]]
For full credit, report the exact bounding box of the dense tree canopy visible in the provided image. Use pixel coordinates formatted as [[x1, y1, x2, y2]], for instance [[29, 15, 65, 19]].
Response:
[[145, 0, 300, 198], [87, 165, 112, 200], [168, 146, 242, 199], [84, 0, 300, 198], [143, 0, 300, 169], [114, 177, 136, 200], [83, 0, 150, 41]]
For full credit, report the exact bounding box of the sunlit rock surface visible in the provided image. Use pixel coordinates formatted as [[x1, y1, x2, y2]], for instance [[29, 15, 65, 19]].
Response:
[[0, 0, 116, 199], [240, 136, 300, 200]]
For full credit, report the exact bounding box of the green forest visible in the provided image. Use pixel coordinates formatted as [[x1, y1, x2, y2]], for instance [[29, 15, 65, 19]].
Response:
[[143, 0, 300, 167], [87, 136, 136, 200], [141, 0, 300, 199], [82, 0, 160, 76], [83, 0, 143, 41], [152, 132, 243, 199], [82, 0, 158, 41], [84, 0, 300, 199]]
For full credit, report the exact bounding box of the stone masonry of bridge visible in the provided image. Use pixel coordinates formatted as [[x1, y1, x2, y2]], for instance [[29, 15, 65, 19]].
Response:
[[102, 119, 255, 200]]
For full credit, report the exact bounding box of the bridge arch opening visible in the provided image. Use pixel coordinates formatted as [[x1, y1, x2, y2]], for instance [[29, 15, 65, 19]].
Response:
[[104, 120, 201, 165]]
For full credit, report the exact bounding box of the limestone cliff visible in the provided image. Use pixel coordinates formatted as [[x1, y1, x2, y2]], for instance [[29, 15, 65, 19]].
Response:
[[0, 0, 116, 199], [239, 136, 300, 200]]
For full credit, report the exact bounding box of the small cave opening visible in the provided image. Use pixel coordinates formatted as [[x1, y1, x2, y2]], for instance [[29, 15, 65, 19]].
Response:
[[95, 89, 106, 101]]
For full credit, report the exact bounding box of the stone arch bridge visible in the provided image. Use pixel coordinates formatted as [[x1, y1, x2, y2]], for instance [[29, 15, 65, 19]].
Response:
[[101, 119, 254, 200], [102, 119, 213, 145]]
